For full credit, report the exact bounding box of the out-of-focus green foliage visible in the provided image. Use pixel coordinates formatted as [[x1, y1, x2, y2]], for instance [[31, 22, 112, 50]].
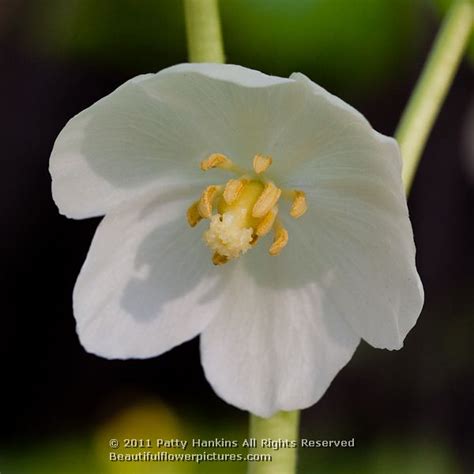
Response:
[[296, 436, 461, 474], [0, 399, 463, 474], [366, 439, 462, 474], [221, 0, 423, 95], [30, 0, 188, 70], [0, 438, 98, 474], [31, 0, 427, 96], [1, 433, 462, 474]]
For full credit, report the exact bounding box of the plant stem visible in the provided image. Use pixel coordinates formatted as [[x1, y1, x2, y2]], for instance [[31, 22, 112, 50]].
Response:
[[183, 0, 225, 63], [395, 0, 473, 193], [247, 411, 300, 474]]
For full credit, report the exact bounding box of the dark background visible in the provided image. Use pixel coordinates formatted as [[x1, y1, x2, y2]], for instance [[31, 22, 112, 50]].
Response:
[[1, 1, 472, 473]]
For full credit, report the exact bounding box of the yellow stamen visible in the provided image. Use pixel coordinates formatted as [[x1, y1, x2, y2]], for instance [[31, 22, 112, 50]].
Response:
[[200, 153, 233, 171], [186, 201, 202, 227], [269, 220, 288, 256], [253, 154, 272, 174], [252, 182, 282, 218], [198, 185, 221, 218], [189, 154, 307, 264], [223, 178, 247, 205], [212, 252, 229, 266], [290, 191, 308, 218], [256, 207, 278, 236]]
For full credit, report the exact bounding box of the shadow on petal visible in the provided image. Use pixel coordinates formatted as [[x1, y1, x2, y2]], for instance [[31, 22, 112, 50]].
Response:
[[119, 209, 224, 323], [81, 85, 207, 189]]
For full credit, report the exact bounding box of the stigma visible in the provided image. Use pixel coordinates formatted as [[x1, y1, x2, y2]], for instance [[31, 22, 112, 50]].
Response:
[[187, 153, 307, 265]]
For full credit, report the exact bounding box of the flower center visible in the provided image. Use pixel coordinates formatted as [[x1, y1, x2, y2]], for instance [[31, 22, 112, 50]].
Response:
[[186, 153, 307, 265]]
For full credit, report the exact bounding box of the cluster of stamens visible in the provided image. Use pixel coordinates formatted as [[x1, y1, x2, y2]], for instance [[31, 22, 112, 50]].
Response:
[[187, 153, 307, 265]]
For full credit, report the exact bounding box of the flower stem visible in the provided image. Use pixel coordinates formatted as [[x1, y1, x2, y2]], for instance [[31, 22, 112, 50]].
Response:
[[395, 0, 473, 193], [183, 0, 225, 63], [247, 411, 300, 474]]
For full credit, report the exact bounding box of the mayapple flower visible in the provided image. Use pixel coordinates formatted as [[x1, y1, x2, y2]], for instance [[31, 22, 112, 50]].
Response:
[[50, 63, 424, 417]]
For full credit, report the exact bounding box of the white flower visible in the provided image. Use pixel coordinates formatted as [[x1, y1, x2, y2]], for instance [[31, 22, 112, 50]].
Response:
[[49, 63, 424, 417]]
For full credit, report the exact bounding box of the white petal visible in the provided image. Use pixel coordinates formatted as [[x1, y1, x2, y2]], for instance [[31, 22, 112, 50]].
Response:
[[54, 66, 385, 219], [50, 65, 302, 219], [260, 72, 423, 349], [294, 197, 423, 351], [136, 65, 310, 172], [50, 73, 212, 219], [200, 234, 361, 417], [260, 73, 388, 182], [283, 146, 422, 349], [159, 63, 292, 87], [73, 187, 222, 359]]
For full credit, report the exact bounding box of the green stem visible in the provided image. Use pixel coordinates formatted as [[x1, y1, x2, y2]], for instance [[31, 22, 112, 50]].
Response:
[[247, 411, 300, 474], [395, 0, 473, 193], [183, 0, 225, 63]]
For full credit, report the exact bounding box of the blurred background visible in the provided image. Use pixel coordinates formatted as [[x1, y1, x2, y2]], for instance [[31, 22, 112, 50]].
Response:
[[1, 0, 473, 472]]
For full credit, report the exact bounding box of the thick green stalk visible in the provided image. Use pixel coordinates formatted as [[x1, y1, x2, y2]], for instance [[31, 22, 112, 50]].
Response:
[[396, 0, 473, 193], [183, 0, 225, 63], [247, 411, 300, 474]]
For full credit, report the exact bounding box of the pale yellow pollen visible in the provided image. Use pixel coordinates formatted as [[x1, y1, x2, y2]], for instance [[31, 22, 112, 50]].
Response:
[[253, 154, 272, 174], [255, 207, 278, 237], [223, 178, 247, 205], [212, 252, 229, 266], [252, 182, 282, 218], [200, 153, 233, 171], [198, 185, 221, 218], [186, 201, 202, 227], [290, 191, 308, 218], [269, 220, 289, 256], [204, 213, 254, 260]]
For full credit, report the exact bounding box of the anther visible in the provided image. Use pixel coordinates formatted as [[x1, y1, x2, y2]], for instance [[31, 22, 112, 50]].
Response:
[[256, 207, 278, 236], [201, 153, 233, 171], [223, 178, 247, 205], [198, 185, 221, 218], [186, 201, 202, 227], [252, 182, 282, 218], [253, 154, 272, 174], [269, 220, 288, 256], [290, 191, 308, 218], [212, 252, 229, 266]]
